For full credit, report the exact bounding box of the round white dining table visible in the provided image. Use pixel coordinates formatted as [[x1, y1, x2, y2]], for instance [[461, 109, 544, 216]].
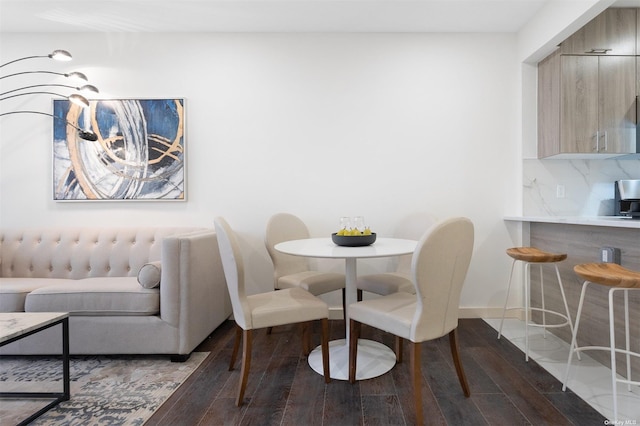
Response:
[[274, 237, 417, 380]]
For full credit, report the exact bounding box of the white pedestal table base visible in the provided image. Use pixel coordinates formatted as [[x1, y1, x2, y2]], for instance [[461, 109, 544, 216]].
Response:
[[307, 338, 396, 381]]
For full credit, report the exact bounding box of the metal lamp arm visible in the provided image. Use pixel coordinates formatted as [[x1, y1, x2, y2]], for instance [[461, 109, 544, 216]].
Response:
[[0, 91, 90, 108], [0, 70, 88, 81], [0, 55, 49, 69], [0, 84, 99, 97], [0, 110, 98, 141], [0, 50, 72, 68]]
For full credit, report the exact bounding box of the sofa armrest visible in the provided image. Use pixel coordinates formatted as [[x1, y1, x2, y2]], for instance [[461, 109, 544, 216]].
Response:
[[161, 229, 232, 354]]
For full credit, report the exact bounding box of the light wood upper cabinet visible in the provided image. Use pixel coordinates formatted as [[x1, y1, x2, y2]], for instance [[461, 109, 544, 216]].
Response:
[[538, 7, 638, 158], [538, 51, 636, 157], [598, 56, 637, 153], [560, 8, 637, 55], [559, 55, 599, 153], [538, 50, 562, 158]]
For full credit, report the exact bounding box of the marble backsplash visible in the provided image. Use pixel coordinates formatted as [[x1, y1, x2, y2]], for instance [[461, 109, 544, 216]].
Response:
[[523, 157, 640, 216]]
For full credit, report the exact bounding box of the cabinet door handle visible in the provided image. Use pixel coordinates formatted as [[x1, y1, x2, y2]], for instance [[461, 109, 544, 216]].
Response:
[[595, 131, 608, 152], [586, 48, 612, 54]]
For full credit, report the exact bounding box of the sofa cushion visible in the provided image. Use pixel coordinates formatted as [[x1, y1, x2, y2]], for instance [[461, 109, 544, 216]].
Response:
[[0, 278, 70, 312], [137, 261, 161, 288], [25, 277, 160, 316]]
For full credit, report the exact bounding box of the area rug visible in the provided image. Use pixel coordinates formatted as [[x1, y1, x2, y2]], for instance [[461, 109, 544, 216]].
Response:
[[0, 352, 208, 425]]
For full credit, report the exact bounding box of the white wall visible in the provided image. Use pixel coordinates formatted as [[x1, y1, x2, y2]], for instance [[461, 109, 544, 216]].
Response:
[[0, 32, 522, 315]]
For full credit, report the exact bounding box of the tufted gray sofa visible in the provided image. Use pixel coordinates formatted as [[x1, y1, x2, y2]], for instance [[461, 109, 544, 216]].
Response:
[[0, 227, 232, 360]]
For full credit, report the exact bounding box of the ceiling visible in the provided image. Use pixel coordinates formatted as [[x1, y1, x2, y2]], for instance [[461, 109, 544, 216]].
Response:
[[1, 0, 638, 34], [0, 0, 552, 33]]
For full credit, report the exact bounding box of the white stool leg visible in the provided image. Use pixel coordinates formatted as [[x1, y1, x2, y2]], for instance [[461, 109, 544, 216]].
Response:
[[554, 263, 580, 361], [609, 287, 618, 423], [609, 287, 633, 423], [524, 262, 531, 362], [540, 264, 547, 338], [498, 259, 517, 339], [624, 289, 631, 392], [563, 280, 590, 391]]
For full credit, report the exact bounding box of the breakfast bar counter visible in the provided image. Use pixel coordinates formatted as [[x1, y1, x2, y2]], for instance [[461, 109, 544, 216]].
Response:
[[502, 216, 640, 380], [504, 216, 640, 229]]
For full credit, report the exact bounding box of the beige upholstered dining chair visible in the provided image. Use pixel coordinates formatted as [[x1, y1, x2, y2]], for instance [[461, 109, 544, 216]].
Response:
[[348, 217, 474, 426], [265, 212, 346, 314], [356, 212, 437, 299], [214, 216, 331, 406]]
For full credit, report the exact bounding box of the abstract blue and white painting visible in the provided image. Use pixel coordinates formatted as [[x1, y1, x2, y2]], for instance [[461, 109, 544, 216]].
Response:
[[53, 98, 185, 200]]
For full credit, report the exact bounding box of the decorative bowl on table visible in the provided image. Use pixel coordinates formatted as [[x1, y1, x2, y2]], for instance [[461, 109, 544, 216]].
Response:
[[331, 233, 376, 247]]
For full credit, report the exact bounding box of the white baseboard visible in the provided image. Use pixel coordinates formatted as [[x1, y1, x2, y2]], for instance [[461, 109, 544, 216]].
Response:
[[459, 307, 524, 320], [328, 307, 344, 320]]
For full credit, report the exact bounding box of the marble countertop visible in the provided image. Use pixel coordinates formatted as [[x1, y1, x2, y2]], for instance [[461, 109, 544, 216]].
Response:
[[504, 216, 640, 229]]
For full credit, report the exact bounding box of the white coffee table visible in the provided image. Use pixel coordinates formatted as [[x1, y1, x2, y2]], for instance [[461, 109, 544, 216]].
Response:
[[275, 237, 417, 380], [0, 312, 70, 425]]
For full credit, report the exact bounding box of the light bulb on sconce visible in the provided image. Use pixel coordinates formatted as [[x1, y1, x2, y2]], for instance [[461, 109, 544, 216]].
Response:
[[68, 93, 91, 108], [49, 50, 72, 61]]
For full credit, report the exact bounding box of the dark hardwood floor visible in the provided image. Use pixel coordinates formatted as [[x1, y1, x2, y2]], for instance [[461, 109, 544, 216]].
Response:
[[147, 318, 605, 425]]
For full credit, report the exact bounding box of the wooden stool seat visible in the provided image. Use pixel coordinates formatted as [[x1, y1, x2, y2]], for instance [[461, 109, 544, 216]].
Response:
[[574, 263, 640, 289], [506, 247, 567, 263]]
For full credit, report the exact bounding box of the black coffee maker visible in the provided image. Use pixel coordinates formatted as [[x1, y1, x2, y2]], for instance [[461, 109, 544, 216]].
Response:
[[614, 180, 640, 218]]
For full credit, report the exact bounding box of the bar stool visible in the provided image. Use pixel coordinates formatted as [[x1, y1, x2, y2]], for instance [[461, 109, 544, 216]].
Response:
[[497, 247, 575, 361], [563, 262, 640, 423]]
